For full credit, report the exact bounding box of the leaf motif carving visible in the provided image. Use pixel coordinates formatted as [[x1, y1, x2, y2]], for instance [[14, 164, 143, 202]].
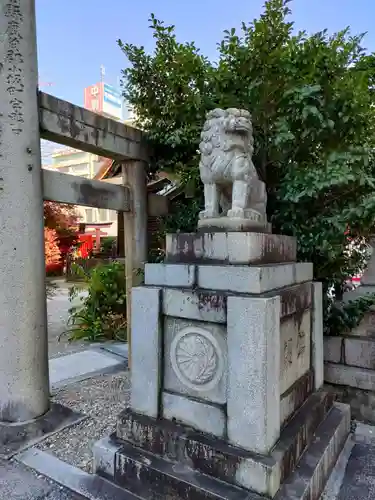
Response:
[[175, 333, 219, 385]]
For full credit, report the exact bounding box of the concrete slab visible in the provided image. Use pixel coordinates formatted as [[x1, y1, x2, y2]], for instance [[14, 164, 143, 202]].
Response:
[[337, 442, 375, 499], [49, 350, 126, 390], [0, 403, 85, 459], [17, 447, 139, 499], [97, 343, 128, 360], [0, 458, 83, 499]]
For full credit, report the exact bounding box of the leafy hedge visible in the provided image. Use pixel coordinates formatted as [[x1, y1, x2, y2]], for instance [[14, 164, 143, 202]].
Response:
[[118, 0, 375, 332]]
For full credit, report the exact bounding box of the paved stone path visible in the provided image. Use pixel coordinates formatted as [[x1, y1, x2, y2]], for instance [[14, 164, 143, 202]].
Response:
[[8, 279, 375, 499], [0, 458, 84, 499], [4, 427, 375, 499], [337, 442, 375, 499], [0, 280, 132, 498], [47, 285, 88, 359]]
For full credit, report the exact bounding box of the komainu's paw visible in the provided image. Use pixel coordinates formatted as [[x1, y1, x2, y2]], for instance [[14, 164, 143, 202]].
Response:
[[227, 207, 245, 219], [199, 209, 219, 220]]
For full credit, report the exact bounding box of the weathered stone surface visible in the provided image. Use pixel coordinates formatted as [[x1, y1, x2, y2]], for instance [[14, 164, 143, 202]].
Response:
[[345, 338, 375, 369], [197, 216, 271, 233], [198, 108, 268, 230], [130, 287, 162, 418], [19, 446, 137, 500], [324, 336, 344, 364], [113, 440, 261, 500], [280, 370, 314, 427], [39, 92, 149, 162], [165, 232, 296, 265], [350, 309, 375, 336], [43, 169, 131, 212], [279, 282, 312, 318], [144, 263, 195, 288], [312, 282, 324, 390], [337, 442, 375, 500], [116, 408, 276, 496], [324, 362, 375, 391], [162, 392, 226, 438], [112, 392, 334, 498], [227, 295, 281, 454], [273, 391, 335, 487], [93, 436, 122, 479], [274, 403, 350, 500], [0, 457, 84, 500], [163, 288, 226, 324], [280, 310, 311, 395], [198, 262, 313, 294], [325, 382, 375, 425], [0, 1, 51, 423], [162, 282, 312, 327], [145, 262, 313, 294], [163, 317, 227, 405], [0, 402, 85, 459]]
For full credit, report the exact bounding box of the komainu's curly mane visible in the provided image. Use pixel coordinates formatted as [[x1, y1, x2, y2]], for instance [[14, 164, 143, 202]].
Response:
[[199, 108, 255, 182], [198, 107, 268, 227]]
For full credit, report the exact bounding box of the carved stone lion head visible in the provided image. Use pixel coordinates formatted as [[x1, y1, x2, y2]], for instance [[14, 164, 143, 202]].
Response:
[[200, 108, 254, 158]]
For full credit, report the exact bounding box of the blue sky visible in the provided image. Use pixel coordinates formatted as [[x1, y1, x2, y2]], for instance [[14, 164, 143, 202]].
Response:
[[35, 0, 374, 108]]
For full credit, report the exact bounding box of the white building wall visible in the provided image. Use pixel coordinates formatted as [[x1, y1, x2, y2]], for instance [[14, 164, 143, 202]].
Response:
[[44, 148, 117, 234]]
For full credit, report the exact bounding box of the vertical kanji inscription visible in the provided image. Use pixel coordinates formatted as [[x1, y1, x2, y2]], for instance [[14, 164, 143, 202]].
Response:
[[4, 0, 24, 136]]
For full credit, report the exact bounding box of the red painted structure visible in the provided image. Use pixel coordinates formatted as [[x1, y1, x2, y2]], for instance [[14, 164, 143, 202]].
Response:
[[77, 234, 94, 258]]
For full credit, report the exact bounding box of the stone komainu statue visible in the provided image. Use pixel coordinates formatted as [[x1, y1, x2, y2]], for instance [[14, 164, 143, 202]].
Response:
[[198, 108, 267, 225]]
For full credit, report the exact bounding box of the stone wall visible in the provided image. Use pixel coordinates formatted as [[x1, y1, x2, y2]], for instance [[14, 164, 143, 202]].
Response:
[[324, 309, 375, 423]]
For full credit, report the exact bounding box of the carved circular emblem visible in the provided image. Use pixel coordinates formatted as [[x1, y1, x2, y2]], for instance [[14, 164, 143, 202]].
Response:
[[170, 327, 224, 392]]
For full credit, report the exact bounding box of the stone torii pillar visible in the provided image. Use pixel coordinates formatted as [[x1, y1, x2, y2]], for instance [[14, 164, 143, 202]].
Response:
[[0, 0, 49, 422]]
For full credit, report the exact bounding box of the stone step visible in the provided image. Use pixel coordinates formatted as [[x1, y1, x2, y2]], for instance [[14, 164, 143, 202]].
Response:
[[275, 403, 350, 500], [113, 391, 334, 497], [17, 447, 141, 500], [93, 402, 350, 500], [95, 435, 262, 500]]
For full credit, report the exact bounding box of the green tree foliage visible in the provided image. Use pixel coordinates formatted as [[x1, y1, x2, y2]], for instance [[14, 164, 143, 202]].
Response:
[[65, 261, 127, 343], [118, 0, 375, 310]]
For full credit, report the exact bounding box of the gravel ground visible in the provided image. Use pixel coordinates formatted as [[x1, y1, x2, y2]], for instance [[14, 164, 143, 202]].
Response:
[[36, 370, 130, 473], [47, 284, 89, 359], [0, 458, 85, 499]]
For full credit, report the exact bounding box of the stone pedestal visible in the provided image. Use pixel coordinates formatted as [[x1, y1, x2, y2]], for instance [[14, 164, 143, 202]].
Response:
[[94, 231, 350, 499]]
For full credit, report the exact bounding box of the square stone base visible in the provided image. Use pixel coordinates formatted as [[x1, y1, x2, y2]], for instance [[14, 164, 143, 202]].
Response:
[[165, 232, 297, 265], [93, 400, 350, 500], [0, 403, 85, 459], [197, 216, 271, 234]]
